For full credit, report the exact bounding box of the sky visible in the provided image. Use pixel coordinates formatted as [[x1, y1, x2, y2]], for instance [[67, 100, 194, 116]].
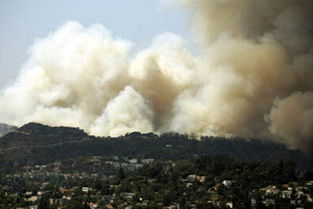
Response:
[[0, 0, 189, 88]]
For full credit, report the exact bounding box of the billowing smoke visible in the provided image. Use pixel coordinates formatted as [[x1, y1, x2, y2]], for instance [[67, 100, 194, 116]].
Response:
[[0, 0, 313, 152]]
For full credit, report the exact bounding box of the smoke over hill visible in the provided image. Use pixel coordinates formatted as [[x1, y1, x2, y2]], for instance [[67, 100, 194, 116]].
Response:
[[0, 0, 313, 152], [0, 123, 16, 137]]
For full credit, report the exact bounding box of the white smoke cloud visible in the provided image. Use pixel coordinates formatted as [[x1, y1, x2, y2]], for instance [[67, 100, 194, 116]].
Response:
[[90, 86, 154, 137], [0, 21, 131, 131], [1, 0, 313, 152]]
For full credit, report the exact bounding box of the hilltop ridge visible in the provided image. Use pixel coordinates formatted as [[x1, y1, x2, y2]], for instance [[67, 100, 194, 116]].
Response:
[[0, 122, 312, 173]]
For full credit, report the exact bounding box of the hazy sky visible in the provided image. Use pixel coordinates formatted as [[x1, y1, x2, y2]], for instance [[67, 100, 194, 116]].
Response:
[[0, 0, 188, 88]]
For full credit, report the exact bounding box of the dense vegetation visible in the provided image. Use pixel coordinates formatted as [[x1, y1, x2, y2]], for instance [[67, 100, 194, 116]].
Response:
[[0, 123, 312, 174]]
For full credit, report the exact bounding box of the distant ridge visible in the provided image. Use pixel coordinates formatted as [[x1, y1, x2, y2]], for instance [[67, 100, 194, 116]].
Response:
[[0, 122, 312, 173], [0, 122, 89, 148]]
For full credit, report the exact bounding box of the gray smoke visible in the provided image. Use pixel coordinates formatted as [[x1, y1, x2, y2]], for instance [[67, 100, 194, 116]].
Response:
[[0, 0, 313, 152], [0, 123, 17, 137]]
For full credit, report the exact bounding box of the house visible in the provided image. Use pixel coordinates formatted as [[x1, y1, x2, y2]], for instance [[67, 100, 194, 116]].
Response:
[[82, 187, 92, 193], [121, 192, 135, 200], [49, 198, 61, 205], [189, 204, 197, 209], [105, 161, 120, 168], [147, 179, 157, 184], [129, 159, 138, 164], [105, 204, 114, 209], [222, 180, 232, 188], [59, 188, 71, 194], [25, 191, 33, 196], [110, 184, 119, 189], [263, 199, 275, 206], [142, 159, 154, 164], [187, 175, 196, 182], [226, 202, 233, 208], [62, 195, 72, 200], [89, 202, 99, 209], [196, 176, 206, 183], [306, 181, 313, 186], [306, 194, 313, 202], [281, 190, 292, 199], [251, 198, 257, 207], [296, 191, 304, 198], [91, 173, 99, 178], [25, 196, 38, 202], [186, 183, 193, 188], [265, 186, 280, 195], [127, 163, 144, 171], [164, 202, 180, 209]]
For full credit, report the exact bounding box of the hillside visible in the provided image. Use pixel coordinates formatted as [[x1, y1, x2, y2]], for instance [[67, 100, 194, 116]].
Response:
[[0, 123, 312, 173]]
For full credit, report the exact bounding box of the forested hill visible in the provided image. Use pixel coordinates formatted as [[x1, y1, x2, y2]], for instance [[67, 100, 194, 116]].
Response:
[[0, 122, 312, 173]]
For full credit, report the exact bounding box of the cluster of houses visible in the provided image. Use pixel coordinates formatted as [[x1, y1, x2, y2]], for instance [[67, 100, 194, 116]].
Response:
[[178, 175, 313, 209], [18, 156, 154, 176], [9, 174, 312, 209], [252, 181, 313, 208], [1, 156, 156, 209], [1, 156, 313, 209]]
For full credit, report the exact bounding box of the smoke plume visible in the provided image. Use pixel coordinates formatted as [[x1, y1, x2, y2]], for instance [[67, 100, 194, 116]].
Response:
[[1, 0, 313, 152]]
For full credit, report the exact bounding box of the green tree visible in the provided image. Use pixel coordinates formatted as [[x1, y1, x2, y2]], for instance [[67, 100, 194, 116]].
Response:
[[38, 195, 49, 209], [118, 167, 125, 180]]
